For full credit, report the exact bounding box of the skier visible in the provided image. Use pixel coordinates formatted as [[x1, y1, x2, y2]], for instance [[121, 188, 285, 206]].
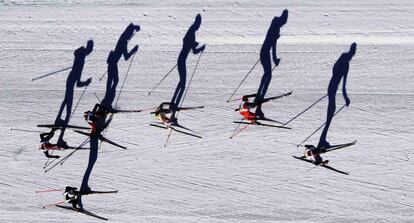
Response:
[[39, 131, 60, 159], [154, 102, 174, 123], [318, 43, 357, 148], [255, 9, 288, 119], [64, 186, 82, 210], [83, 103, 112, 133], [55, 40, 93, 148], [170, 14, 206, 122], [238, 94, 259, 122], [304, 145, 327, 165]]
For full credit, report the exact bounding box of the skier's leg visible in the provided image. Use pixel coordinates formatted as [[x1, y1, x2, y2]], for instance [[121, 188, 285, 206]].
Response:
[[80, 138, 98, 193], [261, 72, 273, 99], [170, 64, 186, 120], [170, 88, 183, 120], [318, 93, 336, 147], [112, 65, 119, 90], [55, 98, 67, 125], [256, 53, 271, 99]]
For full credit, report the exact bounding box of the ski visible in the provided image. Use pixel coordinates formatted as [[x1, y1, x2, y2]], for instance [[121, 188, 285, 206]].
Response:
[[99, 135, 127, 150], [82, 190, 118, 195], [66, 146, 90, 150], [37, 124, 90, 130], [256, 117, 284, 124], [112, 109, 143, 113], [149, 123, 168, 129], [150, 121, 201, 134], [233, 121, 291, 129], [43, 145, 90, 150], [259, 91, 292, 104], [149, 106, 204, 114], [170, 122, 201, 134], [177, 105, 204, 111], [55, 205, 108, 221], [321, 164, 349, 175], [149, 124, 201, 139], [170, 126, 202, 138], [323, 141, 356, 153], [292, 156, 349, 175], [72, 130, 92, 137], [73, 130, 127, 150]]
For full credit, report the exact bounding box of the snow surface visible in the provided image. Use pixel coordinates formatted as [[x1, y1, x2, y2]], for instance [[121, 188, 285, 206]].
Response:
[[1, 0, 413, 222]]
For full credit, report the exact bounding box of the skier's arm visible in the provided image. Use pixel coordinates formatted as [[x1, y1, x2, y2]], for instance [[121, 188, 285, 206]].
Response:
[[123, 45, 138, 61], [192, 42, 205, 54], [92, 103, 101, 113], [76, 76, 91, 87], [342, 73, 350, 106], [244, 93, 258, 98], [272, 36, 280, 66]]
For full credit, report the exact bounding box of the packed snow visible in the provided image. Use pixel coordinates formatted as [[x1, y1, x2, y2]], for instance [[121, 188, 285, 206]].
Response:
[[0, 0, 413, 222]]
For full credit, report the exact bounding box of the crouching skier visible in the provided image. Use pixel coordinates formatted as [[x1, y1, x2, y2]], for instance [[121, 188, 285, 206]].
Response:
[[238, 94, 259, 123], [39, 131, 61, 159], [154, 102, 177, 124], [303, 145, 329, 165], [64, 186, 83, 210]]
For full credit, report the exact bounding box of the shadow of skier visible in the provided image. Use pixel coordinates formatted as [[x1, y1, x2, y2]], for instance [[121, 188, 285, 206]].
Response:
[[101, 23, 140, 109], [255, 9, 288, 119], [54, 40, 93, 147], [169, 14, 205, 121], [80, 23, 140, 197], [318, 43, 357, 148]]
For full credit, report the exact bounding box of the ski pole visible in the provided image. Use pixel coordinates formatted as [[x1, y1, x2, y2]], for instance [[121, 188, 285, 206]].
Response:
[[36, 188, 64, 193], [163, 128, 173, 148], [43, 157, 57, 170], [230, 118, 244, 138], [226, 58, 260, 103], [42, 201, 65, 209], [31, 66, 72, 81], [179, 51, 203, 109], [230, 123, 250, 139], [98, 70, 108, 82], [148, 64, 177, 96], [114, 106, 157, 113], [10, 128, 43, 133], [69, 84, 89, 121], [139, 106, 158, 112], [44, 138, 89, 173], [283, 94, 328, 127], [93, 92, 102, 104], [115, 52, 135, 106], [297, 104, 347, 147]]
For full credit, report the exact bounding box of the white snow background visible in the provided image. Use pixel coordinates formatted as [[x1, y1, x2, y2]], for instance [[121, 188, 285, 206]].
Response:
[[0, 0, 413, 222]]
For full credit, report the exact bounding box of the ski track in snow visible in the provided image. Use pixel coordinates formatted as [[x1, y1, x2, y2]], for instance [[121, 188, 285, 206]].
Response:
[[0, 1, 413, 222]]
